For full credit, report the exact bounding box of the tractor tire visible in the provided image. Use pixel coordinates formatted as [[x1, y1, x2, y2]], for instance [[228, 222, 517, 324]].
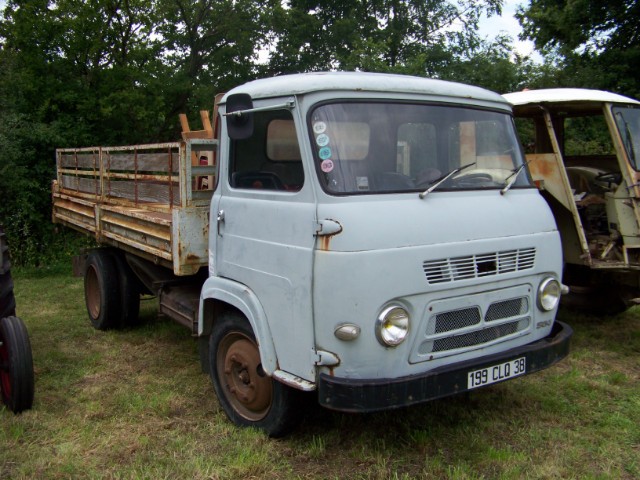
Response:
[[0, 226, 16, 319], [0, 316, 35, 413]]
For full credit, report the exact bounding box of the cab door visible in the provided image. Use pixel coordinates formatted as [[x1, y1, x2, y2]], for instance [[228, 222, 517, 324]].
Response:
[[213, 103, 317, 381]]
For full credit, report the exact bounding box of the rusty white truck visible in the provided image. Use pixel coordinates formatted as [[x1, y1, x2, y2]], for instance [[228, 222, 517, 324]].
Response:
[[53, 72, 572, 436], [505, 88, 640, 313]]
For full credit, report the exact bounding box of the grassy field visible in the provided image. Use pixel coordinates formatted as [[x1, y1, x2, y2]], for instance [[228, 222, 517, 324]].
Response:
[[1, 265, 639, 479]]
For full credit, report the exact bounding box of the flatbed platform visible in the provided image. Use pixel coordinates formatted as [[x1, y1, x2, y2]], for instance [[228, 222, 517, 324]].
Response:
[[52, 139, 217, 275]]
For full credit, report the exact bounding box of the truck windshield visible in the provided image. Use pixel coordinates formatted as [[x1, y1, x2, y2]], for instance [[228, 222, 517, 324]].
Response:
[[309, 102, 530, 194], [612, 106, 640, 170]]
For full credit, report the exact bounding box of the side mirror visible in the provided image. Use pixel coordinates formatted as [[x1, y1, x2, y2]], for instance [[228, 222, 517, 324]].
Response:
[[226, 93, 254, 140]]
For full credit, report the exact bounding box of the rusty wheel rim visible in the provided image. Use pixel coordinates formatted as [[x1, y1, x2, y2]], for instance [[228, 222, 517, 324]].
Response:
[[85, 265, 101, 320], [217, 331, 272, 421]]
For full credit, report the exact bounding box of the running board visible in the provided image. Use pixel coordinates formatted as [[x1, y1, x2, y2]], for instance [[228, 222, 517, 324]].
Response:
[[159, 284, 200, 334]]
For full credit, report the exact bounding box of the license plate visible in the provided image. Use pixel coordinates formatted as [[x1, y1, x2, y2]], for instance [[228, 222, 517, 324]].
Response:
[[467, 357, 526, 390]]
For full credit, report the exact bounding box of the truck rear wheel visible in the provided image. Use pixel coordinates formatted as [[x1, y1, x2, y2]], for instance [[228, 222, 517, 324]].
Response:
[[112, 252, 141, 327], [209, 311, 302, 437], [0, 316, 35, 413], [84, 250, 122, 330]]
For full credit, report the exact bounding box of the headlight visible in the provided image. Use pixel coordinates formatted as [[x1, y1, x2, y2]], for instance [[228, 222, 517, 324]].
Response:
[[376, 306, 410, 347], [537, 277, 561, 311]]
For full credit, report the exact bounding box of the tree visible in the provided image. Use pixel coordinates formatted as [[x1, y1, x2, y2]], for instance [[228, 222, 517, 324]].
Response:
[[0, 0, 274, 264], [266, 0, 504, 76], [516, 0, 640, 98], [439, 34, 545, 94], [153, 0, 274, 134], [0, 0, 167, 263]]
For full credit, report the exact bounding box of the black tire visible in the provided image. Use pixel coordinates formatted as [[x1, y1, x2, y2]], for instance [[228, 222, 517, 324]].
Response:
[[561, 266, 628, 315], [84, 249, 122, 330], [0, 316, 35, 413], [0, 227, 16, 319], [209, 311, 302, 437], [561, 286, 628, 316], [111, 252, 141, 327]]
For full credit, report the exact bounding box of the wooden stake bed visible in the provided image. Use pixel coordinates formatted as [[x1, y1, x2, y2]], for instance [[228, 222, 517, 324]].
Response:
[[53, 139, 217, 276]]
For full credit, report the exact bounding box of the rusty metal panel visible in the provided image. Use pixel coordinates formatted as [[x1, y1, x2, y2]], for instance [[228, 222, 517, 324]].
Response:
[[52, 193, 98, 235], [100, 209, 173, 261], [172, 207, 210, 276], [527, 152, 590, 260], [527, 154, 574, 210]]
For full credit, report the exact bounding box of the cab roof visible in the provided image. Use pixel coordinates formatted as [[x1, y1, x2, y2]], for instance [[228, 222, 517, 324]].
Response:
[[503, 88, 640, 107], [222, 71, 507, 106]]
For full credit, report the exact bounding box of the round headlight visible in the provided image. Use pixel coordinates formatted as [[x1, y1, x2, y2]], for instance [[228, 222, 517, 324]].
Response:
[[376, 306, 410, 347], [537, 277, 561, 311]]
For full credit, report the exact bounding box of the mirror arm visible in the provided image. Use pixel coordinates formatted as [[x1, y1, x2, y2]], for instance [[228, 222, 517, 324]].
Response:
[[224, 98, 296, 117]]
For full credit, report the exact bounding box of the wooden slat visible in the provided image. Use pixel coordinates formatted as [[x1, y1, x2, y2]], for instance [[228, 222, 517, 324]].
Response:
[[105, 152, 178, 172], [61, 175, 100, 195], [59, 153, 99, 169], [106, 179, 180, 205]]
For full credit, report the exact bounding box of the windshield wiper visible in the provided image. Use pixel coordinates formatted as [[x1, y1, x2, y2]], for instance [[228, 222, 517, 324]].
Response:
[[419, 162, 476, 199], [500, 160, 531, 196]]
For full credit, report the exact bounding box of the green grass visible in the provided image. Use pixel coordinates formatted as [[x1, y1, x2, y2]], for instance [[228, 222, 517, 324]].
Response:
[[2, 267, 639, 479]]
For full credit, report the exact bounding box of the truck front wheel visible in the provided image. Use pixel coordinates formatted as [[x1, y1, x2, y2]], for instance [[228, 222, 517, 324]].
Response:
[[0, 316, 35, 413], [209, 311, 301, 437], [84, 250, 122, 330]]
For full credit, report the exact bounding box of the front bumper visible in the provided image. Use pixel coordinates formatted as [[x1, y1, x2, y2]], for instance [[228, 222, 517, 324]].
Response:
[[318, 321, 572, 412]]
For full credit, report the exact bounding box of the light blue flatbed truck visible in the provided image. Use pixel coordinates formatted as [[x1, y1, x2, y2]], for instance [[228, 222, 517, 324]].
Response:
[[53, 72, 572, 436]]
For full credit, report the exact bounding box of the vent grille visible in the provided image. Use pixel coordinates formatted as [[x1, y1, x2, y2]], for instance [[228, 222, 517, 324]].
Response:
[[486, 298, 528, 322], [423, 248, 536, 284], [434, 308, 481, 333], [432, 318, 530, 352], [417, 295, 531, 357]]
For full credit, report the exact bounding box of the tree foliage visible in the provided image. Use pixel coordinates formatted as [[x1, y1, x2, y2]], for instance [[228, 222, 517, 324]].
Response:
[[1, 0, 548, 265], [0, 0, 271, 264], [267, 0, 504, 75], [516, 0, 640, 98]]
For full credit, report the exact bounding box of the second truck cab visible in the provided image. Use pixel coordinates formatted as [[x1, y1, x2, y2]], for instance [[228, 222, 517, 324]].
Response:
[[505, 88, 640, 312]]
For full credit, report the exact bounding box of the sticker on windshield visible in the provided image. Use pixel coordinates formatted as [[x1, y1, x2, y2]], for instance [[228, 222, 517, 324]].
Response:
[[313, 122, 327, 134], [316, 134, 330, 147], [321, 159, 334, 173], [319, 147, 332, 159]]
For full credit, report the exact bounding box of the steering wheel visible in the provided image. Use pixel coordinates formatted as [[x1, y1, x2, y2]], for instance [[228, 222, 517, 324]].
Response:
[[452, 172, 494, 187], [594, 171, 622, 186]]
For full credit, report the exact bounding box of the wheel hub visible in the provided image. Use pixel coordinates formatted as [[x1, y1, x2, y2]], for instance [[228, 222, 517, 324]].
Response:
[[220, 335, 272, 421]]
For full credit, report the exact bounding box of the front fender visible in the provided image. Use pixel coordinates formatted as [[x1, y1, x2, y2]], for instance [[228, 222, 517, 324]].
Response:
[[198, 276, 278, 375]]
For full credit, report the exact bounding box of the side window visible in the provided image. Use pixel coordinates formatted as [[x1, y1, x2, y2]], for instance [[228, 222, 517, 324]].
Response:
[[229, 110, 304, 192], [564, 115, 614, 156]]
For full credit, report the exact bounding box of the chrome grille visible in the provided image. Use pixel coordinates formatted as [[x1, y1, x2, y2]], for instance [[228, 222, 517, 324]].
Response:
[[432, 318, 530, 352], [423, 248, 536, 284]]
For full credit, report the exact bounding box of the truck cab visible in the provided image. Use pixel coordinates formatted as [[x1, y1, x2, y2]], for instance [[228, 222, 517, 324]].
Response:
[[504, 89, 640, 313], [200, 73, 571, 434]]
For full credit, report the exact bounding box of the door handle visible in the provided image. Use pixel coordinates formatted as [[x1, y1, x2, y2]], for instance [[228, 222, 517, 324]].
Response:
[[217, 210, 225, 236]]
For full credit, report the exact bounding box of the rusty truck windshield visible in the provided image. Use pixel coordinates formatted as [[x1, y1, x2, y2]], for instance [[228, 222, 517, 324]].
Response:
[[309, 102, 530, 195], [612, 106, 640, 170]]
